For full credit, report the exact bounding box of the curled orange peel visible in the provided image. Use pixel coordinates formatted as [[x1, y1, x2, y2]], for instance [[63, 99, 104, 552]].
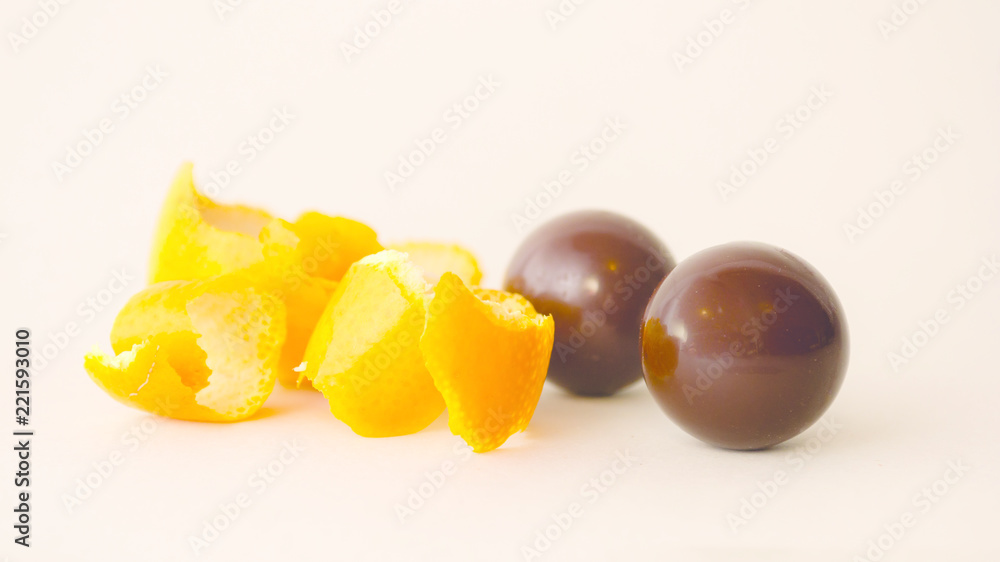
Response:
[[254, 220, 339, 387], [285, 211, 383, 283], [421, 273, 555, 452], [301, 250, 444, 437], [146, 164, 383, 387], [389, 241, 482, 286], [149, 162, 274, 284], [84, 273, 287, 422]]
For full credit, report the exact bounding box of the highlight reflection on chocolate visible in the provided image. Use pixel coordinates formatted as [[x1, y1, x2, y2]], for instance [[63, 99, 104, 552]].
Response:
[[641, 242, 848, 450], [504, 211, 674, 396]]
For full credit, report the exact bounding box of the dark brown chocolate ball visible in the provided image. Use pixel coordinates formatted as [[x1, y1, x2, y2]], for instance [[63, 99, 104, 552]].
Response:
[[504, 211, 674, 396], [641, 242, 848, 450]]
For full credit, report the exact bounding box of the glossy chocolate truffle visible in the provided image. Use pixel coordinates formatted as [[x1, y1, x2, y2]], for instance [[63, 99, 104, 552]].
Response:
[[504, 211, 674, 396], [641, 242, 848, 450]]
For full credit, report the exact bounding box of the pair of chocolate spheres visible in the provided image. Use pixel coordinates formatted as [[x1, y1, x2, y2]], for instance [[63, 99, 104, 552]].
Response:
[[503, 211, 849, 450]]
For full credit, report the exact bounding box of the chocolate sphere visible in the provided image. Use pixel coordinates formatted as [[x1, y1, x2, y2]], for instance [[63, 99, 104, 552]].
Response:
[[504, 211, 674, 396], [641, 242, 848, 449]]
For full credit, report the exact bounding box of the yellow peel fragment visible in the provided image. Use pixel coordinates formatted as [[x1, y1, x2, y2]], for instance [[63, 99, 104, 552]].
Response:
[[302, 250, 444, 437], [85, 273, 286, 422], [286, 212, 383, 282], [421, 273, 554, 452], [389, 242, 482, 286], [85, 340, 225, 421], [254, 220, 339, 388], [149, 163, 273, 284], [146, 165, 381, 387]]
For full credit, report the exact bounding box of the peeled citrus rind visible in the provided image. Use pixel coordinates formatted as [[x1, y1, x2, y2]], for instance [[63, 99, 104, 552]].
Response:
[[85, 340, 222, 421], [255, 220, 338, 388], [302, 250, 444, 437], [287, 211, 383, 282], [146, 166, 372, 388], [84, 273, 286, 422], [149, 162, 275, 284], [389, 241, 482, 286], [149, 166, 381, 286], [421, 273, 554, 452], [276, 275, 337, 387]]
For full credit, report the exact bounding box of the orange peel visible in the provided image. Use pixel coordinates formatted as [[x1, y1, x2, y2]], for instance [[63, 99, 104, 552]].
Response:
[[149, 162, 274, 284], [147, 164, 381, 387], [301, 250, 444, 437], [84, 273, 287, 422], [255, 220, 338, 388], [421, 272, 554, 452], [389, 241, 482, 286], [286, 211, 383, 282]]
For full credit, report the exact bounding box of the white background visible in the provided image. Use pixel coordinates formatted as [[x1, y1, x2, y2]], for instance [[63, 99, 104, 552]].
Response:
[[2, 1, 999, 560]]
